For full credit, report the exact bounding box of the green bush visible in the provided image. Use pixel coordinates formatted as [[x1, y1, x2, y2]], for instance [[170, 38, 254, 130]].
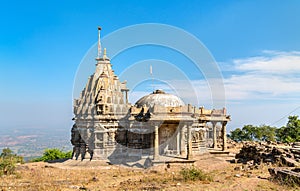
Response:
[[0, 158, 15, 176], [32, 148, 72, 162], [0, 148, 24, 176], [179, 166, 213, 182]]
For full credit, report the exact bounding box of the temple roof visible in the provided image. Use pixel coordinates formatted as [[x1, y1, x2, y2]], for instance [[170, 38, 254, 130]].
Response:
[[135, 90, 185, 108]]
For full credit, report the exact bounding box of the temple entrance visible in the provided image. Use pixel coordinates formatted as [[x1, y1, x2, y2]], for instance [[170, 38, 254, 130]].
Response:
[[158, 123, 179, 155]]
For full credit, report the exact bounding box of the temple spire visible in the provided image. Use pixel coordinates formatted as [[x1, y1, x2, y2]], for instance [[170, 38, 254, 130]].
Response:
[[97, 26, 102, 59]]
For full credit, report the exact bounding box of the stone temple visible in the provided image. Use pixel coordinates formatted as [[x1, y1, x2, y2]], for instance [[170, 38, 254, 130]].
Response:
[[71, 27, 230, 164]]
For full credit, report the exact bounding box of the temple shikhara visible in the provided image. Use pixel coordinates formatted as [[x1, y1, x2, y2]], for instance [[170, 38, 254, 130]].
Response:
[[71, 27, 231, 164]]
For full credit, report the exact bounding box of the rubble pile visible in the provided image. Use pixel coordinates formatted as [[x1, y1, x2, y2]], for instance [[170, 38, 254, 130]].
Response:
[[233, 142, 300, 185], [269, 167, 300, 185], [234, 141, 300, 167], [226, 139, 243, 150], [290, 142, 300, 162]]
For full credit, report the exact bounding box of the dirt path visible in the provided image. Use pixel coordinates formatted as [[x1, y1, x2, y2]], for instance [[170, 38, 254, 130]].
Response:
[[0, 155, 296, 191]]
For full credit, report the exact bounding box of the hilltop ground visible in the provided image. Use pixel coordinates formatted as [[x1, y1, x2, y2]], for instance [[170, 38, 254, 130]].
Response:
[[0, 153, 297, 191]]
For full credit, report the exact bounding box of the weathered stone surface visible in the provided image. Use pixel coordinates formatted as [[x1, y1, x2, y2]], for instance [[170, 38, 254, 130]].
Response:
[[281, 156, 300, 167], [269, 167, 300, 185]]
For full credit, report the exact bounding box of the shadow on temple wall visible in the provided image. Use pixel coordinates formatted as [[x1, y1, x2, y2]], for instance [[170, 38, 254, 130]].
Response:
[[107, 128, 154, 168]]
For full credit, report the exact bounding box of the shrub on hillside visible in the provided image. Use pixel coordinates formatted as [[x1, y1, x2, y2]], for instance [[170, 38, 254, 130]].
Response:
[[0, 148, 24, 176], [179, 166, 213, 182], [32, 148, 72, 162]]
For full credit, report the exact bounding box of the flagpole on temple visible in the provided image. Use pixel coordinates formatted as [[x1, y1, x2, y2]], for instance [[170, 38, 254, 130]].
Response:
[[150, 65, 154, 92], [97, 26, 102, 59]]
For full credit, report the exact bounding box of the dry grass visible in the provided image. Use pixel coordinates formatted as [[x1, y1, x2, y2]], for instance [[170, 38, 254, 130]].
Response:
[[0, 157, 296, 191]]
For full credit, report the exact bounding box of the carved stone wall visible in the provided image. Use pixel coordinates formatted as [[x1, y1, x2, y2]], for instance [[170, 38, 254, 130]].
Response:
[[71, 52, 130, 160]]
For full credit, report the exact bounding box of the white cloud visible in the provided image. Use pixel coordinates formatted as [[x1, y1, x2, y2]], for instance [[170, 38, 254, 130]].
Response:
[[225, 74, 300, 100], [224, 50, 300, 100], [234, 50, 300, 74]]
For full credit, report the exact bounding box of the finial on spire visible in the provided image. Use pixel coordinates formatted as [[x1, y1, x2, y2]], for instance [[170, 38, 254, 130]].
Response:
[[103, 48, 110, 60], [104, 48, 107, 56], [97, 26, 102, 59]]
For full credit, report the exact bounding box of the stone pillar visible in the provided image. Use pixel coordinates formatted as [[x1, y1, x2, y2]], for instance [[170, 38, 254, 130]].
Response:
[[180, 125, 186, 157], [177, 129, 180, 155], [125, 90, 128, 104], [222, 122, 227, 151], [187, 125, 193, 160], [154, 125, 159, 160], [212, 122, 217, 149]]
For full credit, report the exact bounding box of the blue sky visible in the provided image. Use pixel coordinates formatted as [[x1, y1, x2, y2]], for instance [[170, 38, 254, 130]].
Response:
[[0, 0, 299, 131]]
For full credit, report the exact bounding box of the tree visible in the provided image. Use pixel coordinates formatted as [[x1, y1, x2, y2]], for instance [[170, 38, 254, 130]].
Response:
[[229, 125, 257, 142], [241, 125, 257, 141], [229, 125, 276, 142], [255, 125, 276, 142], [229, 128, 244, 142], [277, 115, 300, 143], [229, 116, 300, 143], [0, 148, 23, 163], [0, 148, 13, 158]]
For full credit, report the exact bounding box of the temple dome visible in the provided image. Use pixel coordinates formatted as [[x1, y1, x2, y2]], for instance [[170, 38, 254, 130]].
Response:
[[135, 90, 185, 108]]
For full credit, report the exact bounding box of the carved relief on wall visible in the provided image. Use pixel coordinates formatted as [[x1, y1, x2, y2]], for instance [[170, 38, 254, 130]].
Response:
[[192, 130, 205, 142]]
